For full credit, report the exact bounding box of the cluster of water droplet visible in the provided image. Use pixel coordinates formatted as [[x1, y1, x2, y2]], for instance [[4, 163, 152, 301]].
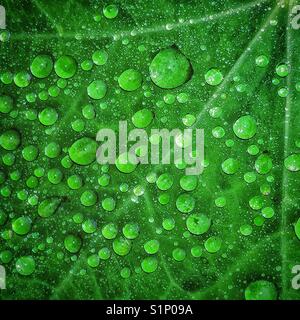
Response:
[[0, 3, 299, 300]]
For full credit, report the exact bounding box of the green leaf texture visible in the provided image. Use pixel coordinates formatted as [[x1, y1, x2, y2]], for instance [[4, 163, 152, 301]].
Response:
[[0, 0, 300, 300]]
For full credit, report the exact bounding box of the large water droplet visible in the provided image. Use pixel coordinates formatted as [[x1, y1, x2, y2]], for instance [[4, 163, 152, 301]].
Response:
[[149, 47, 192, 89], [69, 137, 97, 165], [233, 115, 257, 140]]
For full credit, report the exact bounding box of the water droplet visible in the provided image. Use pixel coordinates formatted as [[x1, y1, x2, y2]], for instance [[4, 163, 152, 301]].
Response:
[[0, 95, 13, 114], [64, 234, 82, 253], [102, 197, 116, 211], [14, 71, 31, 88], [144, 239, 159, 254], [118, 69, 142, 91], [102, 223, 118, 239], [12, 216, 32, 235], [204, 236, 222, 253], [92, 50, 108, 66], [113, 237, 132, 256], [275, 63, 289, 77], [172, 248, 186, 261], [162, 217, 175, 231], [80, 190, 97, 206], [255, 55, 269, 67], [45, 142, 61, 158], [176, 193, 195, 213], [38, 197, 61, 218], [233, 115, 257, 140], [182, 114, 196, 127], [98, 247, 111, 260], [123, 223, 139, 239], [156, 173, 173, 191], [212, 126, 225, 139], [255, 154, 273, 174], [222, 158, 239, 175], [284, 154, 300, 172], [245, 280, 277, 300], [69, 137, 97, 165], [103, 4, 119, 19], [38, 107, 58, 126], [180, 175, 198, 191], [82, 219, 97, 234], [115, 152, 137, 173], [249, 195, 264, 210], [132, 108, 153, 128], [87, 254, 100, 268], [149, 47, 192, 89], [215, 196, 226, 207], [141, 256, 158, 273], [22, 145, 39, 162], [244, 172, 257, 183], [87, 80, 107, 99], [16, 256, 35, 276], [0, 129, 20, 150], [262, 207, 275, 219], [240, 224, 252, 236], [54, 56, 77, 79], [205, 68, 223, 86], [186, 213, 211, 235], [30, 55, 53, 78]]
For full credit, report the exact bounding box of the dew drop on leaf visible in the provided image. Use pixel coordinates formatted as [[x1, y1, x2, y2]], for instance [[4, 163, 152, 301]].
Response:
[[54, 55, 77, 79], [284, 154, 300, 172], [103, 4, 119, 19], [38, 107, 58, 126], [0, 95, 13, 114], [115, 152, 137, 173], [141, 257, 158, 273], [191, 246, 203, 258], [144, 240, 160, 254], [186, 213, 211, 235], [64, 234, 82, 253], [221, 158, 239, 175], [30, 55, 53, 78], [38, 197, 61, 218], [68, 137, 97, 166], [149, 47, 192, 89], [255, 55, 269, 67], [176, 193, 195, 213], [12, 216, 32, 235], [275, 63, 289, 77], [156, 173, 173, 191], [204, 236, 222, 253], [172, 248, 186, 261], [132, 108, 153, 128], [87, 254, 100, 268], [80, 190, 97, 207], [102, 223, 118, 240], [87, 79, 107, 99], [14, 71, 31, 88], [92, 49, 108, 65], [118, 69, 142, 92], [113, 237, 132, 256], [205, 68, 223, 86], [0, 129, 20, 150], [255, 154, 273, 174], [123, 223, 139, 240], [16, 256, 35, 276], [233, 115, 257, 140], [22, 145, 39, 162], [245, 280, 277, 300]]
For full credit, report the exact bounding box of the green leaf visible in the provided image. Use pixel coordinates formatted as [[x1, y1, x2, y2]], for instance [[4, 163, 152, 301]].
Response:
[[0, 0, 300, 300]]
